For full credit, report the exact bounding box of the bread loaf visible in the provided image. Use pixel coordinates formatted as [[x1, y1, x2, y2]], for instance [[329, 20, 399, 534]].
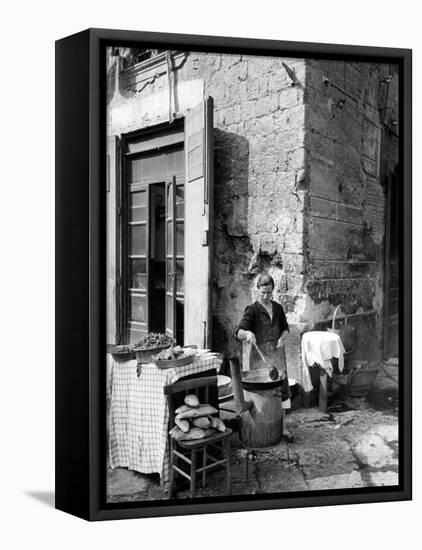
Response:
[[176, 404, 218, 420], [175, 418, 190, 433], [184, 394, 200, 408], [175, 403, 192, 414], [192, 417, 212, 429], [169, 426, 216, 441]]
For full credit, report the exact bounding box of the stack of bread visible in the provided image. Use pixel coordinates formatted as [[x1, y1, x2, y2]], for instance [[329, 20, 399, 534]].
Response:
[[169, 394, 227, 441]]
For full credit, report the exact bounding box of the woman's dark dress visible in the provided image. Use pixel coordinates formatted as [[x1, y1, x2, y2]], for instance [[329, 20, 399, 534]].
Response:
[[237, 300, 291, 403]]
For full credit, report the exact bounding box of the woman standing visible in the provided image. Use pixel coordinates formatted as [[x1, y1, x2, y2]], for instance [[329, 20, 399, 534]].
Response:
[[236, 273, 293, 442]]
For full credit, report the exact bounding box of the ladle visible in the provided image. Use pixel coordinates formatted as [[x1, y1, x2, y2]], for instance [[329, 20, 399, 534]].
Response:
[[252, 342, 279, 381]]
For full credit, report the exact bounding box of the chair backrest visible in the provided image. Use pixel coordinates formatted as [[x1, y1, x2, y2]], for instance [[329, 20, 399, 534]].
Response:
[[164, 375, 218, 428]]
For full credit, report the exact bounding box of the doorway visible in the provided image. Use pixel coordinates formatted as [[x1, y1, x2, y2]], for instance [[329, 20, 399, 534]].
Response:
[[149, 183, 166, 333], [122, 129, 185, 345]]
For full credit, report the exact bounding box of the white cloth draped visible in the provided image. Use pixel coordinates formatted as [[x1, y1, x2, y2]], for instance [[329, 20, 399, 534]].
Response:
[[300, 331, 345, 392]]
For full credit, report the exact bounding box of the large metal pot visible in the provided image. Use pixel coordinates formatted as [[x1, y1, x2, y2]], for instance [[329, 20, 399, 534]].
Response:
[[230, 360, 284, 448], [241, 368, 285, 391]]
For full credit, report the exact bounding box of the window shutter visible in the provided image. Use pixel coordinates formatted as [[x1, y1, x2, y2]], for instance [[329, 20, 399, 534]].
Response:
[[106, 135, 121, 344], [184, 97, 214, 348]]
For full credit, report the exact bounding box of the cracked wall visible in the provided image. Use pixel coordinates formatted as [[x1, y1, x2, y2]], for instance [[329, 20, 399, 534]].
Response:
[[179, 53, 308, 362], [106, 50, 308, 371], [302, 60, 399, 362], [106, 49, 398, 382]]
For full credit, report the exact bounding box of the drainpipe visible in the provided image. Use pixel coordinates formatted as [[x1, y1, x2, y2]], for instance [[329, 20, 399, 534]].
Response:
[[166, 51, 175, 123]]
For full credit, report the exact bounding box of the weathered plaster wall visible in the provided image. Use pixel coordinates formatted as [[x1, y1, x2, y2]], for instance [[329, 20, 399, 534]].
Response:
[[107, 50, 308, 380], [106, 50, 399, 383], [178, 54, 307, 366], [301, 60, 399, 362]]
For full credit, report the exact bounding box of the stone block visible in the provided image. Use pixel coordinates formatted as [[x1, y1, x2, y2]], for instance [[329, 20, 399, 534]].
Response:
[[353, 426, 398, 468], [246, 77, 260, 100], [277, 104, 305, 129], [309, 218, 376, 262], [361, 119, 381, 161], [287, 147, 306, 171], [337, 203, 363, 225], [220, 54, 243, 71], [311, 196, 337, 220], [361, 156, 379, 178], [309, 160, 339, 201], [256, 462, 308, 494], [259, 114, 279, 137], [255, 94, 279, 118], [268, 70, 290, 93], [369, 471, 399, 487], [307, 471, 365, 490], [279, 87, 301, 110]]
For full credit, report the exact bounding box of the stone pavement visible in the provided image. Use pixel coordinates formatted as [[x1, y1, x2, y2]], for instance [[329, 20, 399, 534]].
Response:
[[107, 396, 399, 502]]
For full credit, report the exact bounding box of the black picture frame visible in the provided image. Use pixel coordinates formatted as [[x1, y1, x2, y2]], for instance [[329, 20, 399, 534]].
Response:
[[55, 28, 412, 521]]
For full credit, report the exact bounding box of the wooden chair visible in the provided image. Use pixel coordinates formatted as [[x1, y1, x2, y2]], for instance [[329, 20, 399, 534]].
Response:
[[164, 375, 232, 499]]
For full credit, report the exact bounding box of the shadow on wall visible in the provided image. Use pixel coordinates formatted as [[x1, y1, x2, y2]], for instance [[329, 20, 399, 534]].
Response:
[[212, 129, 252, 358]]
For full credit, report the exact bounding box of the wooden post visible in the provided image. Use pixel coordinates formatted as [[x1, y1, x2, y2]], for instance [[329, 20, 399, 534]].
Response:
[[202, 448, 207, 488], [229, 357, 253, 415], [168, 437, 174, 499], [225, 439, 231, 495], [319, 367, 328, 412], [190, 449, 197, 498]]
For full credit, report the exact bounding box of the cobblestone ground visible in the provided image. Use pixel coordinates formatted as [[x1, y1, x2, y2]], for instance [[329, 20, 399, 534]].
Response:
[[107, 394, 399, 503]]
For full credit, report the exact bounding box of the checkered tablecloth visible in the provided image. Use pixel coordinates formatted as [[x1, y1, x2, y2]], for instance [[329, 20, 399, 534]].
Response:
[[108, 353, 220, 483]]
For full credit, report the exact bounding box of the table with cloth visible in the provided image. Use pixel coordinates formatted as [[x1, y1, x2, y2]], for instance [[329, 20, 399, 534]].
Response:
[[107, 353, 221, 484], [300, 331, 345, 411]]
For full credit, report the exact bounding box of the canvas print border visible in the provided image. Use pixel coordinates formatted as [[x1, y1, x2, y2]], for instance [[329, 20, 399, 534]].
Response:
[[55, 28, 412, 521]]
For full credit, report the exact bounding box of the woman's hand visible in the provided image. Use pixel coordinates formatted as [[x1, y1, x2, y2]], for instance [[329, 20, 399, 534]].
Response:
[[244, 331, 256, 345], [276, 330, 288, 348], [238, 329, 256, 345]]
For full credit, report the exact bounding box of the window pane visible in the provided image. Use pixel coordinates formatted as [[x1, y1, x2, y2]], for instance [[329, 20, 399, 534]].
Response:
[[167, 259, 174, 291], [176, 259, 184, 294], [131, 259, 147, 289], [130, 225, 146, 255], [129, 154, 164, 184], [131, 191, 147, 207], [176, 221, 184, 255], [175, 185, 184, 218], [166, 294, 174, 331], [166, 221, 173, 255], [167, 183, 173, 218], [130, 191, 147, 222], [130, 293, 146, 323]]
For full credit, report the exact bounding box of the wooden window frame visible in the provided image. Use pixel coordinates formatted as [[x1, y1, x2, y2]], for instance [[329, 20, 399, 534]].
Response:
[[119, 120, 185, 344]]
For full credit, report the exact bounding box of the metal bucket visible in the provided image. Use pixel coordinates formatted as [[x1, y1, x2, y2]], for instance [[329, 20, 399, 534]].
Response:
[[240, 388, 283, 448], [348, 361, 379, 397], [230, 360, 284, 448]]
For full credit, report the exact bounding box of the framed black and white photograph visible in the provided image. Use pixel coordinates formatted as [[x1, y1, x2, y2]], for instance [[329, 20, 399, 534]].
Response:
[[55, 28, 412, 521]]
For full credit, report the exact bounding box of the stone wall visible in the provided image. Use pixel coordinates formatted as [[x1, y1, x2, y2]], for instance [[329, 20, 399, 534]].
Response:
[[106, 49, 399, 383], [300, 60, 399, 363], [178, 54, 307, 366], [107, 50, 308, 380]]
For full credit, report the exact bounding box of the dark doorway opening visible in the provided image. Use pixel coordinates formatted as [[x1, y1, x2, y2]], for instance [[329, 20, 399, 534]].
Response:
[[150, 182, 166, 333], [383, 168, 399, 358]]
